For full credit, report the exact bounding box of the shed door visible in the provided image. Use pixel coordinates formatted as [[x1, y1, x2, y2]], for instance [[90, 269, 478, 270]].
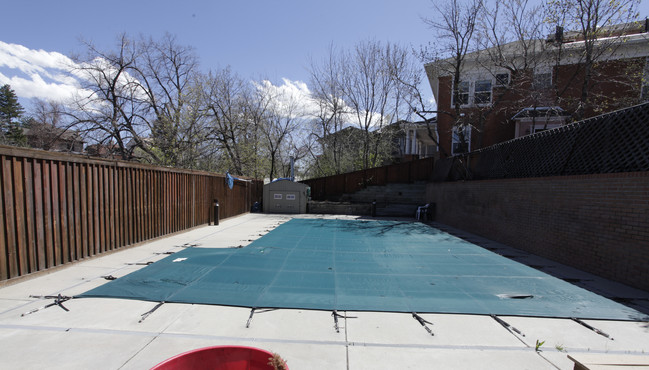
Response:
[[270, 191, 299, 213]]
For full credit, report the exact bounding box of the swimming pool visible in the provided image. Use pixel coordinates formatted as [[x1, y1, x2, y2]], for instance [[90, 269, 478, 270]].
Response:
[[80, 218, 643, 320]]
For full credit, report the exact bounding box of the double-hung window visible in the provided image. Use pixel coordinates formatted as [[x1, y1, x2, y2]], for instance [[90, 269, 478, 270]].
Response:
[[474, 79, 492, 104], [453, 81, 470, 106], [533, 71, 552, 89], [495, 73, 509, 87]]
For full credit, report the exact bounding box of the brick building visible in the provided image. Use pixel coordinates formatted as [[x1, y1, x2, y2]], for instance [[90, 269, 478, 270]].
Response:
[[424, 22, 649, 157]]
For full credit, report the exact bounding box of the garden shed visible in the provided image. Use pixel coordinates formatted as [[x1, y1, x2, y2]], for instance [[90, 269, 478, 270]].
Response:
[[263, 179, 309, 214]]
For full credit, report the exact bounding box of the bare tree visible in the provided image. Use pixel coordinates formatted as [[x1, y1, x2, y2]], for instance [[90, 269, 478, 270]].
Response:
[[256, 79, 308, 181], [472, 0, 555, 141], [308, 45, 349, 175], [69, 34, 157, 161], [341, 40, 399, 170], [423, 0, 483, 152], [135, 33, 202, 167], [202, 68, 267, 177], [69, 34, 205, 166], [308, 41, 415, 174], [546, 0, 641, 120]]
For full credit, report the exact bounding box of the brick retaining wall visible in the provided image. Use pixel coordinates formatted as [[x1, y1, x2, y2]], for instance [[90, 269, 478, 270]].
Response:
[[426, 172, 649, 292]]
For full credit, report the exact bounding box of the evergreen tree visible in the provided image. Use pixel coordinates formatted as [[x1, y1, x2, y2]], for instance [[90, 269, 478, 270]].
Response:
[[0, 84, 26, 146]]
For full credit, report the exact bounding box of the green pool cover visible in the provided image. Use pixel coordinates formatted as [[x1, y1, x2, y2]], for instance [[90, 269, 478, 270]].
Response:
[[79, 219, 643, 320]]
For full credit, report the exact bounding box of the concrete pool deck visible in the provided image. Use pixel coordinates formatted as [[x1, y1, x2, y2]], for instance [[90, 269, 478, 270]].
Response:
[[0, 213, 648, 369]]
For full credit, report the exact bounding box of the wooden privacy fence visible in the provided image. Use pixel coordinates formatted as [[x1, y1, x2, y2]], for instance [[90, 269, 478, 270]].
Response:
[[0, 145, 262, 282], [302, 157, 435, 201]]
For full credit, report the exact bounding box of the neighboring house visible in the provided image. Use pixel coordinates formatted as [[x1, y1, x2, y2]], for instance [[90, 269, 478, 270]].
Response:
[[23, 125, 85, 153], [85, 143, 121, 159], [389, 119, 439, 161], [425, 22, 649, 157]]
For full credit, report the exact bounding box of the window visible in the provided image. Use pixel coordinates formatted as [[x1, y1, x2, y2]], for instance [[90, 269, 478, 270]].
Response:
[[474, 79, 492, 104], [451, 126, 471, 155], [453, 81, 470, 106], [495, 73, 509, 87], [533, 72, 552, 89]]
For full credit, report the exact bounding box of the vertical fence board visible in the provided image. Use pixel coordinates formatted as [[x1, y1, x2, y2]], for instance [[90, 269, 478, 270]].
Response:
[[64, 162, 74, 261], [116, 167, 123, 249], [97, 166, 104, 253], [165, 171, 170, 234], [42, 161, 53, 268], [137, 169, 143, 241], [126, 168, 132, 243], [12, 158, 27, 275], [32, 160, 45, 270], [0, 157, 6, 280], [58, 161, 69, 264], [108, 166, 115, 251], [101, 165, 109, 253], [170, 173, 175, 232], [50, 161, 62, 266], [86, 164, 95, 257], [65, 162, 74, 261], [80, 164, 88, 258], [72, 163, 81, 260], [23, 158, 36, 272], [181, 174, 186, 229], [154, 171, 160, 237], [94, 165, 101, 253], [104, 166, 111, 251], [146, 170, 151, 239], [1, 156, 16, 278], [92, 164, 100, 255]]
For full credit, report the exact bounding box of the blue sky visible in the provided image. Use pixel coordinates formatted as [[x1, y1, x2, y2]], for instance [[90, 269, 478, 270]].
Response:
[[0, 0, 435, 105], [1, 0, 648, 109]]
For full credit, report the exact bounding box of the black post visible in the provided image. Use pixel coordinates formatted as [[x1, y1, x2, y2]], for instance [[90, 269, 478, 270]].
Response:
[[371, 200, 376, 217], [213, 199, 219, 225]]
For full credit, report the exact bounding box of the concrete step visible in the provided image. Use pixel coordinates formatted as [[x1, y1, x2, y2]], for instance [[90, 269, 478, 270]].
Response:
[[375, 203, 421, 217]]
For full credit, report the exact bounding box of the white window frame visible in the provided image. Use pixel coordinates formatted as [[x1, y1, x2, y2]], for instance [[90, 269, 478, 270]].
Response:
[[452, 77, 496, 107], [452, 80, 470, 106], [474, 79, 492, 105], [495, 72, 510, 87]]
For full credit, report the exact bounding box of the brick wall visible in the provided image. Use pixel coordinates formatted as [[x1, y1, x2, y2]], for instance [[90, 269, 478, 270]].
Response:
[[426, 172, 649, 291]]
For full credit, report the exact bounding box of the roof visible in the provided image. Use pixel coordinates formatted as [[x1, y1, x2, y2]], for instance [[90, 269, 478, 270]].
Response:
[[511, 106, 570, 119], [425, 25, 649, 79]]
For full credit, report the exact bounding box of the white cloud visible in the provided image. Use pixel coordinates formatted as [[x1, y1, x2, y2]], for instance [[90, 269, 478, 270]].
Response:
[[255, 78, 390, 130], [255, 78, 321, 118], [0, 41, 83, 102], [0, 71, 80, 101]]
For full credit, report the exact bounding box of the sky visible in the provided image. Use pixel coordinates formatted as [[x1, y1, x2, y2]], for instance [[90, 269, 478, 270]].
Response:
[[1, 0, 649, 111], [0, 0, 436, 109]]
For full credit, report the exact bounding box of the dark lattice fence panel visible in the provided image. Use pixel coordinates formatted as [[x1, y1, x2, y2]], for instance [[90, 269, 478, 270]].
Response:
[[468, 102, 649, 180]]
